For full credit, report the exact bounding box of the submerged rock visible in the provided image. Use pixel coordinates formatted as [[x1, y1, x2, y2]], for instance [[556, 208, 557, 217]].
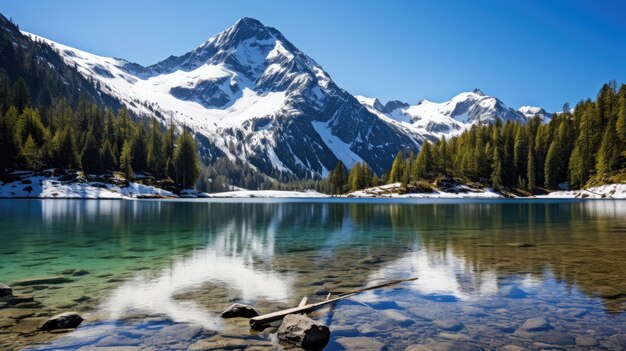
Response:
[[40, 312, 83, 331], [0, 308, 35, 320], [506, 242, 535, 248], [433, 319, 464, 331], [532, 331, 575, 345], [0, 283, 12, 298], [336, 336, 384, 351], [359, 256, 383, 265], [575, 335, 598, 347], [220, 303, 259, 318], [277, 314, 330, 349], [380, 309, 414, 326], [610, 334, 626, 349], [12, 276, 71, 286], [66, 269, 89, 276], [520, 317, 551, 332], [8, 294, 34, 305]]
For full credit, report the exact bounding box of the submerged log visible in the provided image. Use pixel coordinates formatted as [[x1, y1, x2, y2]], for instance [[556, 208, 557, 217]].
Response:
[[249, 277, 418, 329]]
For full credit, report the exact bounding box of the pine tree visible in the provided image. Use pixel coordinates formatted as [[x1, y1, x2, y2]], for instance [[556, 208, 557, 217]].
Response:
[[596, 120, 620, 175], [80, 132, 101, 174], [115, 107, 133, 153], [12, 77, 30, 113], [348, 163, 359, 191], [0, 106, 20, 169], [490, 146, 503, 189], [617, 85, 626, 143], [53, 128, 78, 169], [527, 148, 536, 191], [164, 117, 176, 179], [544, 139, 560, 189], [16, 108, 46, 147], [131, 128, 148, 173], [534, 126, 549, 187], [372, 175, 379, 187], [147, 119, 165, 177], [413, 142, 432, 180], [573, 106, 598, 185], [568, 145, 585, 189], [438, 137, 451, 176], [100, 139, 116, 172], [329, 161, 347, 194], [173, 130, 200, 187], [348, 162, 370, 191], [401, 159, 410, 187], [407, 151, 415, 182], [21, 135, 41, 169], [513, 126, 528, 180], [388, 151, 405, 184], [119, 140, 134, 180]]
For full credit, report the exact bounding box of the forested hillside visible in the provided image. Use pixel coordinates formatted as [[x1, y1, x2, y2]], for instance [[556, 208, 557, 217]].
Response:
[[0, 77, 200, 188], [0, 15, 201, 189], [328, 82, 626, 193]]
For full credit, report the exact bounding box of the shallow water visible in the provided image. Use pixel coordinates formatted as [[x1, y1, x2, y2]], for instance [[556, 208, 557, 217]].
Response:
[[1, 199, 626, 350]]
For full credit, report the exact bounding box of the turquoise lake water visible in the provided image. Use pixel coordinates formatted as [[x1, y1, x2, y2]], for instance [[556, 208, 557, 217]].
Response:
[[1, 199, 626, 350]]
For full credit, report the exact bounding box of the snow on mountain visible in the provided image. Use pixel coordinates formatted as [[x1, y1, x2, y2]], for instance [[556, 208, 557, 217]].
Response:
[[24, 16, 550, 179], [518, 105, 552, 122], [357, 89, 549, 139], [355, 95, 384, 112], [26, 18, 422, 178]]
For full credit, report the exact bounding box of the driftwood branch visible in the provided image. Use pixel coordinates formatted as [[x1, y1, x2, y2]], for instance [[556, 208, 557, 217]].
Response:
[[298, 297, 308, 307], [249, 277, 418, 329]]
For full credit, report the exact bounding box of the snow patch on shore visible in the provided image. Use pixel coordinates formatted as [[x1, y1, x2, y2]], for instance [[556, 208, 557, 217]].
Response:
[[0, 174, 175, 199], [347, 182, 503, 198], [206, 189, 329, 198], [541, 184, 626, 199]]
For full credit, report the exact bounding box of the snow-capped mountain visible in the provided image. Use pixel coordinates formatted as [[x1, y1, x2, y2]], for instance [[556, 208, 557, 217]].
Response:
[[27, 18, 422, 178], [357, 89, 550, 139], [23, 16, 551, 179]]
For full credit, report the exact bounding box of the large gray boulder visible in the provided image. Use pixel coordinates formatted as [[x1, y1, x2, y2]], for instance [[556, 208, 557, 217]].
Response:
[[40, 312, 83, 331], [220, 303, 259, 318], [0, 283, 12, 299], [277, 314, 330, 349]]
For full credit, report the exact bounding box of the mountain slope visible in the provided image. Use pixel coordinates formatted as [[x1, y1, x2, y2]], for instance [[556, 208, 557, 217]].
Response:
[[0, 14, 121, 111], [27, 18, 423, 178]]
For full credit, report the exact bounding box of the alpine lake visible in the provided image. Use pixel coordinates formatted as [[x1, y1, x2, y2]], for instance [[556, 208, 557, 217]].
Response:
[[1, 198, 626, 351]]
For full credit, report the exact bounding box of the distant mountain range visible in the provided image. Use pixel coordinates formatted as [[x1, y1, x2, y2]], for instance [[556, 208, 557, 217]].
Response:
[[6, 15, 551, 178], [357, 89, 551, 139]]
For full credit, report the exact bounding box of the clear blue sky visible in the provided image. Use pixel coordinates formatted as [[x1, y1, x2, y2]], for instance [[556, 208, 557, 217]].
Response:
[[1, 0, 625, 111]]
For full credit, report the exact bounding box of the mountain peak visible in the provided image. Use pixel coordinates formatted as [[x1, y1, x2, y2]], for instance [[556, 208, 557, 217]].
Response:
[[472, 88, 485, 96], [231, 17, 267, 31], [219, 17, 272, 44], [383, 100, 410, 113]]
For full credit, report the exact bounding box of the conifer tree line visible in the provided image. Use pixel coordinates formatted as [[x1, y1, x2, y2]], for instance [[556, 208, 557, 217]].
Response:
[[0, 76, 200, 187], [327, 82, 626, 193]]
